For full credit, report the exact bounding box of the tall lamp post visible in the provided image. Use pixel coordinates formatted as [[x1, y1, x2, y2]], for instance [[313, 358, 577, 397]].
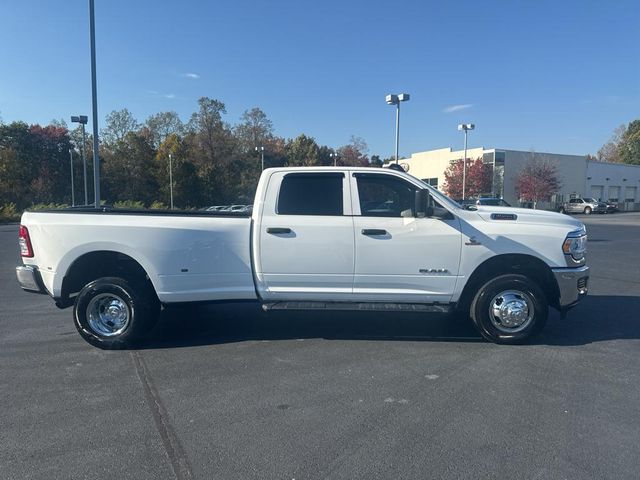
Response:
[[71, 115, 88, 204], [168, 153, 174, 210], [457, 123, 475, 200], [329, 152, 339, 166], [89, 0, 101, 207], [69, 149, 75, 207], [385, 93, 410, 164], [255, 146, 264, 171]]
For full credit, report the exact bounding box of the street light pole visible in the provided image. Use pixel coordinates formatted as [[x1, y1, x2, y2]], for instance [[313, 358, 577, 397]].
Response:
[[89, 0, 101, 208], [71, 115, 89, 204], [69, 149, 75, 207], [458, 123, 475, 200], [395, 101, 400, 164], [168, 153, 174, 210], [463, 128, 468, 200], [255, 146, 264, 170], [386, 93, 410, 164], [330, 152, 338, 166], [81, 122, 88, 204]]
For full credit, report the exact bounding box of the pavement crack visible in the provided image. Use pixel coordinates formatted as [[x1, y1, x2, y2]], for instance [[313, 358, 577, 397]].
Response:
[[131, 351, 194, 480]]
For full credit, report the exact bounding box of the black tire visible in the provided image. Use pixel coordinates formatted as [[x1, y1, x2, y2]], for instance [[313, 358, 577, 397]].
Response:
[[470, 274, 548, 344], [584, 206, 592, 214], [73, 276, 159, 349]]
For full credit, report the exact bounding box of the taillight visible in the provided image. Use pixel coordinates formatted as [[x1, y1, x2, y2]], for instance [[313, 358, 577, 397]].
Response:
[[19, 225, 34, 257]]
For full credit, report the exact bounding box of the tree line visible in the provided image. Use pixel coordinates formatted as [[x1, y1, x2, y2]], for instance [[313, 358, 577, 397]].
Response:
[[0, 97, 388, 214], [592, 120, 640, 165]]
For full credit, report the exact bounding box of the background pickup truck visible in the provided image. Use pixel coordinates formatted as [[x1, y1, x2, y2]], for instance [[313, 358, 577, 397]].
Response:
[[16, 167, 589, 348]]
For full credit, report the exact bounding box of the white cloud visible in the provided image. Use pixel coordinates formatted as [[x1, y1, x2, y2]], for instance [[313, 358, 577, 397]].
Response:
[[443, 104, 473, 113], [148, 90, 176, 99], [181, 72, 200, 79]]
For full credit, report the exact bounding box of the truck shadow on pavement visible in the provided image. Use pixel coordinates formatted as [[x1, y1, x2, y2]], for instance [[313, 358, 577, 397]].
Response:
[[536, 295, 640, 346], [139, 295, 640, 349]]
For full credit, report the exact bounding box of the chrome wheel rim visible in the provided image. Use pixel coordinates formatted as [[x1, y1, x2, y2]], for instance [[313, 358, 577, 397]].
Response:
[[488, 290, 534, 333], [86, 293, 130, 337]]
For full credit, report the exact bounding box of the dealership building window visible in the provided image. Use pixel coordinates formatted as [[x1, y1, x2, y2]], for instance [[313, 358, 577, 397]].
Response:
[[422, 178, 438, 188]]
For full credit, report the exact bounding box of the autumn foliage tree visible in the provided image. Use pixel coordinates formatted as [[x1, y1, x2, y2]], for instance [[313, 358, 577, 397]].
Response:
[[515, 156, 561, 209], [443, 158, 492, 199], [336, 136, 370, 166], [0, 122, 73, 207]]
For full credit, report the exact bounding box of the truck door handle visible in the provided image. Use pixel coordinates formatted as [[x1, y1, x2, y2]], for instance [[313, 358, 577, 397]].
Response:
[[267, 227, 292, 234], [361, 229, 388, 236]]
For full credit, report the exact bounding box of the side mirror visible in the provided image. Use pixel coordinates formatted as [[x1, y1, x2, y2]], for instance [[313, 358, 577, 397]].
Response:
[[415, 189, 433, 217]]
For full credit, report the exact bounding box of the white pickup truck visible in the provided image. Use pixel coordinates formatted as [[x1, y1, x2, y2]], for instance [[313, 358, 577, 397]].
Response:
[[16, 166, 589, 348]]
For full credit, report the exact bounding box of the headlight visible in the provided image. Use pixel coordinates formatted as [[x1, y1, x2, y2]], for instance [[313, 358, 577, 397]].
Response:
[[562, 229, 587, 260]]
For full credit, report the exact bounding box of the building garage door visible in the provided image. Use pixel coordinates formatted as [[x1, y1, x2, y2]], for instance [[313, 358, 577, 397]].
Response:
[[625, 187, 637, 202], [608, 186, 620, 202], [590, 185, 604, 201]]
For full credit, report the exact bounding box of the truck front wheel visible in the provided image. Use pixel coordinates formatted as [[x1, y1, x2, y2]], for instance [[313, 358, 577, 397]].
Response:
[[73, 277, 159, 349], [470, 274, 547, 344]]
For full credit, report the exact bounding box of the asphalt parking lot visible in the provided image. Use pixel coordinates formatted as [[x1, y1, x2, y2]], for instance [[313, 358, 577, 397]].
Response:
[[1, 213, 639, 480]]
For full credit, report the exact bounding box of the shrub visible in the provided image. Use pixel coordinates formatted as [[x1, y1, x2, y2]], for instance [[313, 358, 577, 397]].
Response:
[[27, 203, 69, 211], [113, 200, 145, 209], [149, 201, 168, 210], [0, 202, 20, 222]]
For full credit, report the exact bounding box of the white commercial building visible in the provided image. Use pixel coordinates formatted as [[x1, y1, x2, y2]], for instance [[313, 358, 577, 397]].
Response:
[[397, 147, 640, 210]]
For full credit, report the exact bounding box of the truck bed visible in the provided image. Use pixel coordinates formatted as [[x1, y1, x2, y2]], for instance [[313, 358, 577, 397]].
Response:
[[21, 209, 256, 303]]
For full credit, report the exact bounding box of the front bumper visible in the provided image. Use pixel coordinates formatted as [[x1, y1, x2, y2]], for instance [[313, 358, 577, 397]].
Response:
[[16, 265, 46, 294], [551, 265, 589, 309]]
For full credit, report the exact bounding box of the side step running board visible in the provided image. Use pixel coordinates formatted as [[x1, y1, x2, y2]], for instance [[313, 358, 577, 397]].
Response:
[[262, 301, 452, 313]]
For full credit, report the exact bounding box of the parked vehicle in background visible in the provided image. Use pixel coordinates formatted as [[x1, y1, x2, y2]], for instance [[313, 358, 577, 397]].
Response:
[[455, 199, 477, 210], [605, 200, 619, 213], [475, 198, 511, 207], [455, 198, 511, 210], [560, 197, 607, 215], [16, 166, 589, 349], [227, 205, 247, 212]]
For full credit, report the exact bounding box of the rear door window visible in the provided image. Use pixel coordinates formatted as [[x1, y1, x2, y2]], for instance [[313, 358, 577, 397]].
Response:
[[277, 173, 344, 216]]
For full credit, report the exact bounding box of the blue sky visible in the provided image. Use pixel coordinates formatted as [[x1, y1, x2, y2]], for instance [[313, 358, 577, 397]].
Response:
[[1, 0, 638, 158]]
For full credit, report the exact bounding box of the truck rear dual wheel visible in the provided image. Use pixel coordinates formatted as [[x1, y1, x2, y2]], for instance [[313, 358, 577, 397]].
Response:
[[73, 277, 160, 349], [470, 274, 547, 344]]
